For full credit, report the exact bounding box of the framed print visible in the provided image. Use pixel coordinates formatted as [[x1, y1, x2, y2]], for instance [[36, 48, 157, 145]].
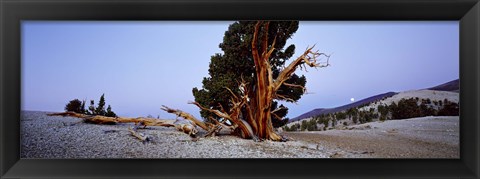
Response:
[[1, 0, 479, 178]]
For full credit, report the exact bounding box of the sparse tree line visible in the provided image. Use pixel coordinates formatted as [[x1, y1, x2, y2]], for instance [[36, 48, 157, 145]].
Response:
[[65, 94, 117, 117], [284, 97, 459, 132]]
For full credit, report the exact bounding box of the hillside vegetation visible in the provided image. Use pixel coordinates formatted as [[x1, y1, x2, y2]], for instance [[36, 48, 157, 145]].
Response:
[[284, 90, 459, 132]]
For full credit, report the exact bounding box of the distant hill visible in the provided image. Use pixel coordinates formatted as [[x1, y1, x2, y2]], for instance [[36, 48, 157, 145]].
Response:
[[427, 79, 459, 92], [290, 92, 397, 122], [290, 79, 460, 122]]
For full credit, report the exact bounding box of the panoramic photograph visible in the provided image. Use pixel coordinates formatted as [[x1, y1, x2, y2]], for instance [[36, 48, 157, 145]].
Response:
[[21, 21, 459, 158]]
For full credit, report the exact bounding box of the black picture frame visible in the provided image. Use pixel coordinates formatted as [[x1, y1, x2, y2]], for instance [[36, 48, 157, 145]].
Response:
[[1, 0, 479, 178]]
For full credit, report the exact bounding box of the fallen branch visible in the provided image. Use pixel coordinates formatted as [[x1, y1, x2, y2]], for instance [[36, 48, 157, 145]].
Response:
[[128, 127, 151, 143], [49, 111, 199, 138]]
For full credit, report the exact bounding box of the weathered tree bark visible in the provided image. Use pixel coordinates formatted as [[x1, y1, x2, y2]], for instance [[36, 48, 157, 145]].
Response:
[[162, 21, 329, 141], [247, 21, 329, 141]]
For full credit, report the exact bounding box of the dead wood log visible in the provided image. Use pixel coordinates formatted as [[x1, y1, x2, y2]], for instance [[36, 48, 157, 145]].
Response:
[[49, 111, 199, 138], [48, 111, 87, 118], [128, 127, 151, 143], [49, 112, 177, 127], [160, 105, 210, 131]]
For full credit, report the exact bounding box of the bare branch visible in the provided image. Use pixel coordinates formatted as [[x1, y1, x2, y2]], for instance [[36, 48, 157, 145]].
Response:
[[160, 105, 210, 131], [271, 105, 287, 114], [273, 45, 330, 92], [283, 82, 307, 93], [274, 94, 297, 103]]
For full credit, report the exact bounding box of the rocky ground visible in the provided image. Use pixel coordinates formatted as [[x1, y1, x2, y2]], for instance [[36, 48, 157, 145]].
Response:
[[21, 111, 459, 158]]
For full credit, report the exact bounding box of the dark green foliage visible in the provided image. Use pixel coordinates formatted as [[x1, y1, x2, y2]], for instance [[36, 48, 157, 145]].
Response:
[[105, 105, 117, 117], [377, 104, 389, 116], [306, 119, 317, 131], [390, 98, 423, 119], [379, 115, 386, 121], [438, 100, 459, 116], [271, 102, 289, 128], [300, 120, 308, 131], [192, 21, 303, 127], [420, 103, 436, 116], [72, 94, 117, 117], [290, 124, 295, 131], [352, 114, 358, 124], [336, 112, 347, 120], [290, 123, 300, 131], [65, 99, 83, 113], [362, 110, 376, 123], [323, 119, 329, 130], [95, 94, 106, 116]]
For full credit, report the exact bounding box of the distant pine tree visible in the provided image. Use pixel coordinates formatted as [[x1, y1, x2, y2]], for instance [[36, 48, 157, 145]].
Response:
[[80, 100, 86, 114], [95, 94, 106, 116]]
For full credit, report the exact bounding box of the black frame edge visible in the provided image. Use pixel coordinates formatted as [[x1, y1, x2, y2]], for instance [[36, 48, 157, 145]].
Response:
[[1, 0, 480, 179], [460, 2, 480, 177]]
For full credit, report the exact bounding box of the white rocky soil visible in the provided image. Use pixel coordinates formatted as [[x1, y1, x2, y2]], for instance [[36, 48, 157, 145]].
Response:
[[21, 111, 459, 158]]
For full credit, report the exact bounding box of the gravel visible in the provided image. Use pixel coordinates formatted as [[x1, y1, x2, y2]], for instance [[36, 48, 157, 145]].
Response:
[[21, 111, 459, 159], [286, 116, 460, 158], [21, 111, 331, 158]]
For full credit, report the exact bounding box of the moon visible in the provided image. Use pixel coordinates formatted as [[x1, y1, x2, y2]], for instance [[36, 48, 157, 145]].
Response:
[[350, 98, 355, 102]]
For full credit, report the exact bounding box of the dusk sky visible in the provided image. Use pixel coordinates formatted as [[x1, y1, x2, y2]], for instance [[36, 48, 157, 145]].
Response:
[[21, 21, 459, 119]]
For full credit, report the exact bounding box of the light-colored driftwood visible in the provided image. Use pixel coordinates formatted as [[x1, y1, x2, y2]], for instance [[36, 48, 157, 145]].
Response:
[[49, 111, 198, 138], [128, 127, 150, 142]]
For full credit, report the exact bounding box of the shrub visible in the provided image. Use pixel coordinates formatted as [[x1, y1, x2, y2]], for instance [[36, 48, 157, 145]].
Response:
[[336, 112, 347, 120], [378, 104, 389, 116], [379, 115, 386, 121], [65, 99, 83, 113], [105, 105, 117, 117], [322, 119, 329, 130], [352, 115, 358, 124], [301, 120, 308, 131], [438, 102, 459, 116], [390, 98, 423, 119], [420, 103, 436, 116]]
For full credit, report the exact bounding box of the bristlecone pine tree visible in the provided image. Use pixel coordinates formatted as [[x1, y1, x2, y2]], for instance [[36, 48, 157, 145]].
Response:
[[50, 21, 330, 142], [192, 21, 302, 129], [162, 21, 330, 141]]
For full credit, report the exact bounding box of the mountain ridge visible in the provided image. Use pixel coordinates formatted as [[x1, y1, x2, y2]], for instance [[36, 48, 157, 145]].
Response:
[[290, 79, 459, 122]]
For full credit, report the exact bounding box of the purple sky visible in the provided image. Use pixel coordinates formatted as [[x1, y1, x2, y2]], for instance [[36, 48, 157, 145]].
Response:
[[21, 21, 459, 119]]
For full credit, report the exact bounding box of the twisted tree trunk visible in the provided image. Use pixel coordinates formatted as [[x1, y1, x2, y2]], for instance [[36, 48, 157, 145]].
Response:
[[163, 21, 329, 141], [52, 21, 329, 142]]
